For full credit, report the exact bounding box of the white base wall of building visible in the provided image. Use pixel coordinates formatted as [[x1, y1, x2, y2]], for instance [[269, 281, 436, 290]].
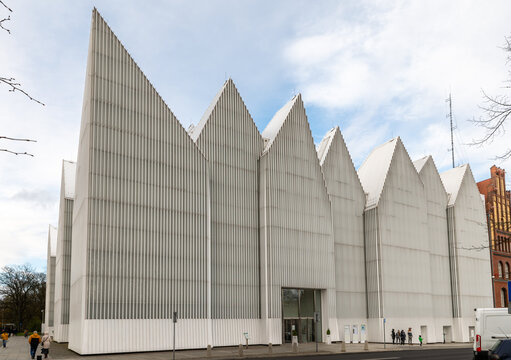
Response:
[[431, 317, 454, 344], [212, 319, 266, 347], [336, 318, 368, 343], [68, 319, 209, 355], [53, 324, 69, 343], [367, 317, 442, 344], [452, 317, 475, 343]]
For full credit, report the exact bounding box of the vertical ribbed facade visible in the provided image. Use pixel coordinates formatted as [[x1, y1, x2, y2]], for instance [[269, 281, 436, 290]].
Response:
[[318, 127, 367, 340], [414, 156, 453, 341], [45, 225, 57, 331], [193, 79, 263, 320], [54, 160, 76, 342], [441, 165, 493, 342], [260, 95, 335, 336], [359, 138, 434, 342], [69, 9, 208, 354]]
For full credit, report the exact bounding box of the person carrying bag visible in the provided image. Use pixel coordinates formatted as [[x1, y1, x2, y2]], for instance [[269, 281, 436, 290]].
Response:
[[41, 332, 51, 358]]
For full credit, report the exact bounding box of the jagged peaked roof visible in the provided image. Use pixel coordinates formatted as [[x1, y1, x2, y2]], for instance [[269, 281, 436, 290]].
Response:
[[317, 126, 338, 166], [48, 225, 57, 257], [262, 95, 299, 153], [190, 79, 230, 142], [357, 137, 399, 208], [63, 160, 76, 199], [413, 155, 430, 173], [440, 164, 469, 206]]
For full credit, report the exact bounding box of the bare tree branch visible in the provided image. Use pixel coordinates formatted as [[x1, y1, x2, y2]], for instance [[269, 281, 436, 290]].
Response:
[[0, 0, 12, 12], [0, 77, 45, 105], [470, 35, 511, 159], [0, 135, 36, 142], [0, 149, 34, 157], [0, 14, 9, 33]]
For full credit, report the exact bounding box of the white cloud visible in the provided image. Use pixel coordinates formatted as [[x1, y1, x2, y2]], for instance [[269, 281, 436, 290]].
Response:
[[283, 0, 511, 178]]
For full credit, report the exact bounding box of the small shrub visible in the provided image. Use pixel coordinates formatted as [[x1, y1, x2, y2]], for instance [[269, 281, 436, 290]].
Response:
[[326, 328, 331, 335]]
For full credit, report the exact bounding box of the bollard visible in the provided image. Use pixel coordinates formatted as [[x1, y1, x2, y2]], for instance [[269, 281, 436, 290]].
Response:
[[207, 344, 212, 357], [292, 342, 298, 353], [246, 338, 249, 349], [341, 341, 346, 352], [268, 342, 273, 353], [239, 343, 243, 357], [364, 341, 369, 350]]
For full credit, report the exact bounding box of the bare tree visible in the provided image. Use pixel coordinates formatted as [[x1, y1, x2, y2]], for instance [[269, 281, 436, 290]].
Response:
[[0, 264, 45, 331], [471, 36, 511, 160], [1, 0, 43, 157]]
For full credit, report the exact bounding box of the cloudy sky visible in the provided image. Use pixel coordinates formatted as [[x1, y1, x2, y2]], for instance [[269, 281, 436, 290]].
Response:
[[1, 0, 510, 272]]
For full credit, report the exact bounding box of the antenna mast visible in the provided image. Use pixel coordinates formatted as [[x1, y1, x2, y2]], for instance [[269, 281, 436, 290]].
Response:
[[447, 93, 455, 168]]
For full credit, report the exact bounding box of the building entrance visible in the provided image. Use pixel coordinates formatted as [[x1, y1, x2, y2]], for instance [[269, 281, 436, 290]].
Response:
[[282, 288, 322, 343]]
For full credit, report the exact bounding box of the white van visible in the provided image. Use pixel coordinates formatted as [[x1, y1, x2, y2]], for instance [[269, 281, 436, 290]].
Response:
[[474, 308, 511, 360]]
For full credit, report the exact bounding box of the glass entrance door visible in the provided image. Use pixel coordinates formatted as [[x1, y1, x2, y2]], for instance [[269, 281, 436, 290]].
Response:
[[282, 288, 322, 343]]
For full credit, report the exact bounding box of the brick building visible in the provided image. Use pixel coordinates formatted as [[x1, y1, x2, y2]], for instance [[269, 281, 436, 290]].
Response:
[[478, 166, 511, 307]]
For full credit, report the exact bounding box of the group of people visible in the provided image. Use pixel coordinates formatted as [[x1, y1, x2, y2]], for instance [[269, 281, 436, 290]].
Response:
[[391, 328, 423, 346], [1, 328, 51, 359], [27, 331, 51, 359]]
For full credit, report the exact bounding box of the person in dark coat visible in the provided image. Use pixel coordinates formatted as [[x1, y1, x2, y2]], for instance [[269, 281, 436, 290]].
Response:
[[28, 331, 41, 359], [400, 329, 406, 345], [391, 329, 396, 344]]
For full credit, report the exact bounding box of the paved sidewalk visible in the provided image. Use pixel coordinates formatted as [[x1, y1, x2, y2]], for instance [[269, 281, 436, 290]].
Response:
[[0, 335, 472, 360]]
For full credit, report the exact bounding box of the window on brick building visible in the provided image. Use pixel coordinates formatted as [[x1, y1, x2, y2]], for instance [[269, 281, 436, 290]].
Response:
[[501, 288, 509, 307], [506, 263, 510, 279], [499, 261, 503, 278]]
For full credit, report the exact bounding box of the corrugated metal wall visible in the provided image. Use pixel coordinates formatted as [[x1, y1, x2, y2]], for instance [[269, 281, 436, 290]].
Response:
[[449, 166, 493, 319], [54, 161, 75, 342], [378, 140, 432, 319], [194, 80, 263, 320], [45, 226, 57, 328], [417, 158, 452, 319], [260, 95, 335, 319], [363, 207, 381, 319], [319, 128, 367, 321], [70, 10, 208, 353]]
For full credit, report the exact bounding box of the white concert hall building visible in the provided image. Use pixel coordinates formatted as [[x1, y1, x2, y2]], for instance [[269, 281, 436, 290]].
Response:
[[44, 9, 492, 354]]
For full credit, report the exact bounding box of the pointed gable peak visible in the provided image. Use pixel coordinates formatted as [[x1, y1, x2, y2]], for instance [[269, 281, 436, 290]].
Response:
[[262, 94, 303, 153], [191, 78, 256, 142], [357, 137, 400, 209], [440, 164, 470, 206], [317, 126, 340, 166], [413, 155, 431, 173]]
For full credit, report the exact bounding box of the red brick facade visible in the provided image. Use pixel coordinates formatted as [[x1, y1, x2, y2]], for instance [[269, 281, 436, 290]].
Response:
[[478, 166, 511, 308]]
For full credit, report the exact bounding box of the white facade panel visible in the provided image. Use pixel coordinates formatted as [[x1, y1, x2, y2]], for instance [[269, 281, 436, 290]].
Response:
[[441, 165, 493, 342], [414, 156, 453, 341], [259, 95, 336, 343], [319, 127, 367, 339], [45, 225, 57, 334], [69, 9, 208, 354], [54, 160, 75, 342], [194, 79, 263, 320], [359, 138, 435, 342]]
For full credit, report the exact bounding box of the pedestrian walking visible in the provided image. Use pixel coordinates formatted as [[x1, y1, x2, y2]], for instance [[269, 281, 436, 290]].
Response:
[[419, 334, 423, 346], [1, 330, 8, 348], [24, 329, 28, 338], [28, 331, 41, 359], [391, 329, 395, 344], [41, 331, 51, 359], [401, 329, 405, 345], [408, 328, 412, 345]]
